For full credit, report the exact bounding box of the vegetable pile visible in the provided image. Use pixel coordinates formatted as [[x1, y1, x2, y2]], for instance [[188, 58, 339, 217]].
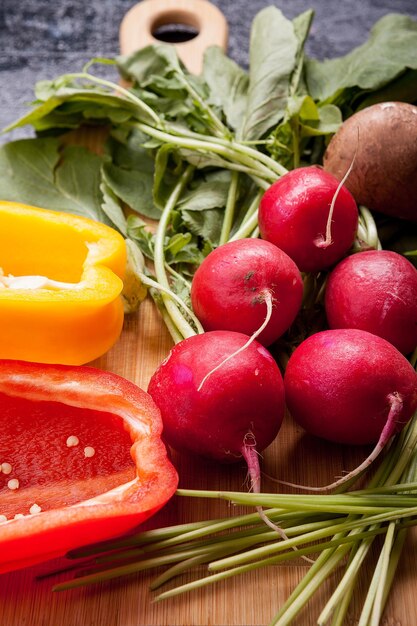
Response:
[[1, 4, 417, 625]]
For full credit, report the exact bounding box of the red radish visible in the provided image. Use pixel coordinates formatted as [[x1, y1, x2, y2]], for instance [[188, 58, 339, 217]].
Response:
[[258, 166, 359, 273], [284, 328, 417, 489], [325, 250, 417, 355], [190, 239, 303, 347], [148, 330, 285, 498]]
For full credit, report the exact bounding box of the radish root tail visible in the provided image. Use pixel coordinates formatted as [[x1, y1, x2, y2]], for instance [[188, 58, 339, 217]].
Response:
[[315, 133, 358, 250], [269, 391, 404, 493], [241, 435, 315, 563], [197, 290, 273, 392], [241, 435, 289, 540]]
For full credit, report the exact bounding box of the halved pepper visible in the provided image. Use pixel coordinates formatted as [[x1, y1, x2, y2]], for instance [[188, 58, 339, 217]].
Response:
[[0, 201, 126, 365], [0, 359, 178, 574]]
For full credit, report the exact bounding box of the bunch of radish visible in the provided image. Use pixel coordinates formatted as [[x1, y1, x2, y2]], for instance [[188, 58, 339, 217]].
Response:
[[148, 101, 417, 493]]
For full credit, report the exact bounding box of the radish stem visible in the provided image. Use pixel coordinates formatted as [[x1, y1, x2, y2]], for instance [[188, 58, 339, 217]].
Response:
[[135, 122, 280, 183], [153, 164, 196, 341], [219, 171, 240, 245], [229, 209, 260, 241], [140, 273, 203, 334], [175, 73, 229, 139]]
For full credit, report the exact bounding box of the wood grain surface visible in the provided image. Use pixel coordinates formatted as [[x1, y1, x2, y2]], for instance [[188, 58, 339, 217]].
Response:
[[1, 2, 417, 624], [1, 296, 417, 626]]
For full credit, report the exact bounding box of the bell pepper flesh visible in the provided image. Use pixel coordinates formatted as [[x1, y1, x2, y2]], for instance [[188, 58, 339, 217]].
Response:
[[0, 360, 178, 574], [0, 201, 127, 365]]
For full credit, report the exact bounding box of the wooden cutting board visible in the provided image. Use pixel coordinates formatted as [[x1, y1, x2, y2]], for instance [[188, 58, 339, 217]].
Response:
[[1, 2, 417, 624], [2, 301, 417, 626]]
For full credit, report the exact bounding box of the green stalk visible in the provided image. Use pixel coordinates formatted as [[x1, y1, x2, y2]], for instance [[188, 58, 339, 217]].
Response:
[[318, 433, 416, 625], [140, 273, 203, 334], [361, 444, 417, 624], [249, 177, 270, 191], [219, 171, 240, 244], [270, 546, 348, 626], [150, 532, 276, 590], [229, 140, 287, 177], [144, 513, 342, 558], [350, 423, 417, 621], [359, 205, 382, 250], [318, 528, 376, 625], [356, 221, 368, 245], [379, 527, 408, 608], [385, 418, 417, 486], [229, 210, 259, 241], [134, 516, 338, 568], [56, 518, 335, 591], [135, 122, 280, 182], [62, 72, 162, 128], [355, 527, 392, 626], [68, 518, 226, 558], [353, 481, 417, 494], [176, 73, 228, 139], [154, 560, 265, 601], [208, 507, 417, 573], [151, 555, 214, 591], [330, 582, 356, 626], [274, 520, 417, 626], [278, 420, 417, 624], [167, 122, 288, 178], [57, 69, 233, 150], [177, 487, 417, 511], [153, 525, 409, 605], [165, 263, 192, 290], [233, 191, 262, 233], [163, 415, 417, 624], [137, 509, 283, 552], [276, 412, 417, 625], [153, 297, 183, 344], [153, 164, 197, 341], [290, 117, 301, 169], [369, 522, 397, 626], [53, 555, 182, 591], [362, 436, 411, 489]]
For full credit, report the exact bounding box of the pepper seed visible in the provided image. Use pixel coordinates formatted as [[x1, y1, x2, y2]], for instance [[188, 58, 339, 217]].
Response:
[[66, 435, 79, 448]]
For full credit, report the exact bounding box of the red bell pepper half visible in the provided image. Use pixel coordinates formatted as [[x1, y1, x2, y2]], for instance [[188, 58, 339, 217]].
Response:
[[0, 360, 178, 574]]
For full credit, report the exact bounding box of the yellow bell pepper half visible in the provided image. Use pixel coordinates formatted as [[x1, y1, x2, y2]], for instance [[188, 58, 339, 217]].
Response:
[[0, 201, 126, 365]]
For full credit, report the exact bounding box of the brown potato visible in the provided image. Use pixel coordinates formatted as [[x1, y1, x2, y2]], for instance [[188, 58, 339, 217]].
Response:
[[323, 102, 417, 222]]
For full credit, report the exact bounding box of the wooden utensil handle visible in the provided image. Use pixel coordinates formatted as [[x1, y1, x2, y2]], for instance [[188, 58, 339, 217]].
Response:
[[119, 0, 228, 74]]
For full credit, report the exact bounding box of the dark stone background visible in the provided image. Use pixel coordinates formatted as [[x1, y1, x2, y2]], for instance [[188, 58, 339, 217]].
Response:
[[1, 0, 417, 141]]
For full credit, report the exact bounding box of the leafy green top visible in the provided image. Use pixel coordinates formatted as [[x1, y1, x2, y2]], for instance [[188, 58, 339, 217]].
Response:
[[0, 7, 416, 338]]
